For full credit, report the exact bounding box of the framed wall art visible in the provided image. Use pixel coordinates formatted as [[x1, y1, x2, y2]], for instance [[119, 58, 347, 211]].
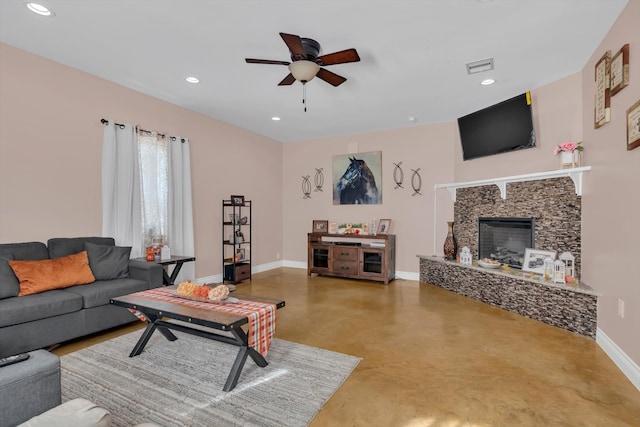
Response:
[[627, 100, 640, 151], [332, 151, 382, 205], [610, 43, 629, 96], [594, 50, 611, 129], [312, 220, 329, 234], [523, 248, 557, 275]]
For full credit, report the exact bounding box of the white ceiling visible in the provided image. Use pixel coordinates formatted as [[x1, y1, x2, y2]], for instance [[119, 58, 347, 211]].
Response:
[[0, 0, 628, 143]]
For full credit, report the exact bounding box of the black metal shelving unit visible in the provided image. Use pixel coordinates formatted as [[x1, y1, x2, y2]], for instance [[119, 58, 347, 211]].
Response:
[[222, 199, 251, 284]]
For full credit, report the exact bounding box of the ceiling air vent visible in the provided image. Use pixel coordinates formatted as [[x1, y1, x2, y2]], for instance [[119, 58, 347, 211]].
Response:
[[466, 58, 494, 75]]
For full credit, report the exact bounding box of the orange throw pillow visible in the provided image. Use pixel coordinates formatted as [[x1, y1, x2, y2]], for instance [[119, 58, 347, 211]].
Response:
[[9, 251, 96, 296]]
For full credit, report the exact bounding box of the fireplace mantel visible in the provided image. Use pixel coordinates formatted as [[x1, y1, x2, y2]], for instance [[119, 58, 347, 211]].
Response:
[[435, 166, 591, 201]]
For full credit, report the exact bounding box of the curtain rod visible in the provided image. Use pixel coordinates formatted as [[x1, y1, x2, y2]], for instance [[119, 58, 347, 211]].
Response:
[[101, 118, 185, 143]]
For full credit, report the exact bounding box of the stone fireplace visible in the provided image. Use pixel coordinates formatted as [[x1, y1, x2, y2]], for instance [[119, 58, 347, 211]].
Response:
[[478, 217, 534, 268], [419, 171, 597, 339], [455, 176, 582, 278]]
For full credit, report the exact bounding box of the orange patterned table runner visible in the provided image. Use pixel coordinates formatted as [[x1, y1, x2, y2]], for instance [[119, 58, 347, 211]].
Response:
[[128, 288, 277, 357]]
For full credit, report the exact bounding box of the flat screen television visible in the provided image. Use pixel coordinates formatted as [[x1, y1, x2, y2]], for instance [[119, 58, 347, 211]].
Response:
[[458, 91, 535, 161]]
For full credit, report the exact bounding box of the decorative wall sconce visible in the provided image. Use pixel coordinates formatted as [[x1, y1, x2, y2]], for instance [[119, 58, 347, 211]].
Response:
[[393, 162, 404, 189], [314, 168, 324, 192], [411, 168, 422, 196], [302, 175, 311, 199]]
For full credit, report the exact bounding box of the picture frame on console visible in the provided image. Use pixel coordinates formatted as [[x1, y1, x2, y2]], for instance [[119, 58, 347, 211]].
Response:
[[312, 220, 329, 234], [523, 248, 557, 275], [377, 219, 392, 235]]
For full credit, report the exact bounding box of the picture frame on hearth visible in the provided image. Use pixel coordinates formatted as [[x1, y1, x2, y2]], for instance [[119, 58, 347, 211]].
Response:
[[523, 248, 557, 275]]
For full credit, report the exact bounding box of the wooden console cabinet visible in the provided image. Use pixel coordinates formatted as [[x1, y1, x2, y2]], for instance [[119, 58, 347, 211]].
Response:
[[307, 233, 396, 284]]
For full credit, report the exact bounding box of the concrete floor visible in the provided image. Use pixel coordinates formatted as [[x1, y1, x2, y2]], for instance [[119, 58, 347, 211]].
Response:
[[54, 268, 640, 426]]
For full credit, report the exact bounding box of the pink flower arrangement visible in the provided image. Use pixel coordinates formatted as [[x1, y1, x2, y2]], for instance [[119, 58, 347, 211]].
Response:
[[554, 141, 583, 155]]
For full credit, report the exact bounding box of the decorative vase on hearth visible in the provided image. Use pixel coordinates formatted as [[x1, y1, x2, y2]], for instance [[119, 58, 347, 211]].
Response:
[[443, 221, 457, 260]]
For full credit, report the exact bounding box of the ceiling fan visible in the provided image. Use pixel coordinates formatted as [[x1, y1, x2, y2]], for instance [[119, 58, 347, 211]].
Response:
[[245, 32, 360, 87]]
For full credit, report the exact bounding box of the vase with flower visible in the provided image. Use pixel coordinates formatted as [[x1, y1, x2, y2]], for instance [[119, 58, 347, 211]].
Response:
[[554, 141, 583, 169]]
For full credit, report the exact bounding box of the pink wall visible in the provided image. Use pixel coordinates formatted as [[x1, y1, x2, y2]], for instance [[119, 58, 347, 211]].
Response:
[[0, 43, 283, 279], [580, 1, 640, 364], [282, 123, 456, 275]]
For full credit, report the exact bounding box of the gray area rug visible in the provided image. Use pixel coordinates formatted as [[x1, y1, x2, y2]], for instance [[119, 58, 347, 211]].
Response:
[[60, 331, 360, 426]]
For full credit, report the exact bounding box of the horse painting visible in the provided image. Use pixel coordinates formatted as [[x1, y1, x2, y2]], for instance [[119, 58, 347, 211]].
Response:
[[335, 156, 380, 204]]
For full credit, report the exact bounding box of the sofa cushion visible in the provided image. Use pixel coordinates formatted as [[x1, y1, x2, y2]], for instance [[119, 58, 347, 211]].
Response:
[[9, 252, 96, 296], [63, 278, 149, 308], [84, 242, 131, 281], [0, 242, 49, 261], [0, 253, 20, 299], [0, 242, 49, 300], [47, 237, 115, 259], [0, 289, 83, 327]]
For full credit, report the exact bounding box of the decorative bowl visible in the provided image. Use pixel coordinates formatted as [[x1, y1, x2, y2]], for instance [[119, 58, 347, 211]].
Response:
[[478, 260, 501, 269]]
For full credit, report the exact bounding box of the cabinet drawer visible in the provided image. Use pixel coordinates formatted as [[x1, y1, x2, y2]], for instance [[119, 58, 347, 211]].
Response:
[[332, 260, 358, 275], [332, 246, 359, 261]]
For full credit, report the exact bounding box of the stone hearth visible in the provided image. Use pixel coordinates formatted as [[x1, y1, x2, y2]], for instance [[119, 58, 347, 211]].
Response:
[[419, 256, 598, 339]]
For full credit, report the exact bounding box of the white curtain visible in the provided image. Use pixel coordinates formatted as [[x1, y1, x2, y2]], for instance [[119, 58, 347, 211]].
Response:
[[102, 121, 144, 257], [167, 136, 195, 282], [102, 122, 195, 280]]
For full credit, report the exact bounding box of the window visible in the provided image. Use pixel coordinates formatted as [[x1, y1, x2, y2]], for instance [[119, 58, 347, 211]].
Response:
[[138, 132, 169, 247]]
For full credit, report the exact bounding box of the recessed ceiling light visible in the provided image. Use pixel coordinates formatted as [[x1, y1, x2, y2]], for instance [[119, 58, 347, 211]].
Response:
[[271, 117, 281, 121], [481, 79, 496, 85], [26, 3, 54, 16], [185, 76, 200, 84]]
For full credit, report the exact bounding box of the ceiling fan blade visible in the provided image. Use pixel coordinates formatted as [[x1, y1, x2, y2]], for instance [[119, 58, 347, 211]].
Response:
[[316, 48, 361, 66], [316, 68, 347, 87], [278, 73, 296, 86], [280, 32, 305, 58], [245, 58, 290, 66]]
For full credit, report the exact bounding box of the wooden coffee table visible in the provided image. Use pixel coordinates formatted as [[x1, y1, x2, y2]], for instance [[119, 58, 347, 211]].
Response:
[[111, 287, 285, 391]]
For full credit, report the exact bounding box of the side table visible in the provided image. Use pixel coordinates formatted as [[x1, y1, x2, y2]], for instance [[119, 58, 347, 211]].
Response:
[[133, 255, 196, 286]]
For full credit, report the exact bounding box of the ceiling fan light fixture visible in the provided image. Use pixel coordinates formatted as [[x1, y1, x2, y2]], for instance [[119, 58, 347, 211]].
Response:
[[289, 60, 320, 82]]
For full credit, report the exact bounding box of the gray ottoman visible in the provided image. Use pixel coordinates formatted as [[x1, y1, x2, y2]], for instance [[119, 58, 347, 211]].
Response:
[[0, 350, 61, 427]]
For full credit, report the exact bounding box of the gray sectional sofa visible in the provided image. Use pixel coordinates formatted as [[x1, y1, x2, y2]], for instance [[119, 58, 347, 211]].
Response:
[[0, 237, 163, 358]]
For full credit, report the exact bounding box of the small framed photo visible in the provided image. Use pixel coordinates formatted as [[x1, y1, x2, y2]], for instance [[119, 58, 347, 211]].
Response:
[[230, 195, 245, 206], [523, 248, 557, 275], [328, 222, 338, 234], [236, 248, 246, 262], [627, 100, 640, 151], [377, 218, 392, 235], [312, 220, 329, 234]]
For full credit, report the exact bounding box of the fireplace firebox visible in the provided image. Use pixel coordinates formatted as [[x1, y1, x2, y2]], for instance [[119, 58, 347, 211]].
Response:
[[478, 217, 534, 268]]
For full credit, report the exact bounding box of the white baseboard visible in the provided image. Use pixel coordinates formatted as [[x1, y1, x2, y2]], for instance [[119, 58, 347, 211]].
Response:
[[196, 261, 419, 283], [596, 327, 640, 391]]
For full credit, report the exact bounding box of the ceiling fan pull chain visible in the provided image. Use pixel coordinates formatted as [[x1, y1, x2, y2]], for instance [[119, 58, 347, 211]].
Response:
[[303, 82, 307, 112]]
